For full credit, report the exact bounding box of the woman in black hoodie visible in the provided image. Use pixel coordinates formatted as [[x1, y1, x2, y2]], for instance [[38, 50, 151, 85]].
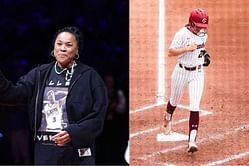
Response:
[[0, 26, 108, 165]]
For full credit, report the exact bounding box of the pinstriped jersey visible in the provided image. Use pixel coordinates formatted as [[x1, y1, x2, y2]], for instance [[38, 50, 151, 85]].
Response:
[[169, 26, 208, 67]]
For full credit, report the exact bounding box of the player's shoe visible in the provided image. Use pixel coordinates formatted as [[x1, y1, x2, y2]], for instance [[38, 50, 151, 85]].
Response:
[[162, 120, 172, 134], [188, 142, 198, 153]]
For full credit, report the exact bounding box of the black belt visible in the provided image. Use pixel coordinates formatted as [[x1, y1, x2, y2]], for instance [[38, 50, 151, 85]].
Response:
[[179, 63, 201, 71]]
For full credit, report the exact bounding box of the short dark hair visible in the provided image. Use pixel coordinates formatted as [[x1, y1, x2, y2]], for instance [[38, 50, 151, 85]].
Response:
[[52, 26, 84, 53]]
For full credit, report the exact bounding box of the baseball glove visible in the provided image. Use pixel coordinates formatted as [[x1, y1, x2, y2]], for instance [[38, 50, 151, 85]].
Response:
[[200, 50, 211, 67]]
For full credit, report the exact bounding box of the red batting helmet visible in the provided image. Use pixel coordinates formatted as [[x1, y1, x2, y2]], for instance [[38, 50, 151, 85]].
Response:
[[189, 8, 208, 28]]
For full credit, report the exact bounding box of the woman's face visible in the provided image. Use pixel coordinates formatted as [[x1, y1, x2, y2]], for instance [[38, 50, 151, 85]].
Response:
[[191, 24, 207, 36], [53, 32, 78, 68]]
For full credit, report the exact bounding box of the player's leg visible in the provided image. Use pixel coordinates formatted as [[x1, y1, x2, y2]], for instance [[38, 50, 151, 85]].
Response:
[[163, 101, 176, 134], [187, 71, 204, 152], [188, 111, 199, 153], [163, 66, 188, 134]]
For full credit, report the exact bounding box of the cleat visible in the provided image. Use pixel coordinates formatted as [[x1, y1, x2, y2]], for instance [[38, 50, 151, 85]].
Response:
[[188, 142, 198, 153], [162, 120, 172, 135]]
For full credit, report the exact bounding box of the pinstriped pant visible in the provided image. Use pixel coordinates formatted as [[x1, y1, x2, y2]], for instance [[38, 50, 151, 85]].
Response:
[[169, 63, 204, 112]]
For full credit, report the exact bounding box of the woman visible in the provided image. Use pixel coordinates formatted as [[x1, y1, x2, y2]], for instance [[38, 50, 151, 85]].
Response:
[[0, 26, 108, 165], [163, 8, 210, 153]]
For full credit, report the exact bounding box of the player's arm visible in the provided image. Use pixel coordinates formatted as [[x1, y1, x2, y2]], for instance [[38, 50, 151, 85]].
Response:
[[168, 43, 197, 57]]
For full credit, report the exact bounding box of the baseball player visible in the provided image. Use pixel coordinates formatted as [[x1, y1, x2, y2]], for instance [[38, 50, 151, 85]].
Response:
[[163, 8, 210, 153]]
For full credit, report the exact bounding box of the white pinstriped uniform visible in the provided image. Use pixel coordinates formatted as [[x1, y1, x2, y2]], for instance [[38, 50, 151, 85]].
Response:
[[169, 26, 207, 112]]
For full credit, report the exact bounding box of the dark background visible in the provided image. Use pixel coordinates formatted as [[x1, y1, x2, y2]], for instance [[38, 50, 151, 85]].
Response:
[[0, 0, 128, 165]]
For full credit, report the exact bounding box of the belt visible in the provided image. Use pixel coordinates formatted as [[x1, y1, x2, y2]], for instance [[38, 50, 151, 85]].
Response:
[[179, 63, 201, 71]]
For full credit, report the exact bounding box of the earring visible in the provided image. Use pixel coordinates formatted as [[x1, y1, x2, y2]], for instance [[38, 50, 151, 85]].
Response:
[[51, 51, 55, 57], [75, 53, 79, 59]]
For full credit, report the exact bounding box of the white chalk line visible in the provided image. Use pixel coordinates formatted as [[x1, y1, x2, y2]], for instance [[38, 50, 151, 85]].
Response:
[[148, 150, 249, 166], [202, 150, 249, 166], [130, 102, 166, 114], [130, 104, 211, 138], [130, 102, 208, 114], [156, 0, 166, 104], [137, 124, 249, 165], [237, 22, 249, 26], [149, 160, 177, 166]]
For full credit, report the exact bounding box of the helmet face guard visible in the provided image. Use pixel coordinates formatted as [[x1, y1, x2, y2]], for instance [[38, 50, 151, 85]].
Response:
[[188, 8, 208, 36]]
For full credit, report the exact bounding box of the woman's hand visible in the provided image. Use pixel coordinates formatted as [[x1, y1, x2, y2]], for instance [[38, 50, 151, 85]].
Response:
[[53, 130, 71, 146], [168, 43, 197, 57], [186, 43, 197, 52]]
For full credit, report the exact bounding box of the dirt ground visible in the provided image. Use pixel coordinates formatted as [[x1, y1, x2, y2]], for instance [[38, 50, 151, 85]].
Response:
[[130, 0, 249, 165]]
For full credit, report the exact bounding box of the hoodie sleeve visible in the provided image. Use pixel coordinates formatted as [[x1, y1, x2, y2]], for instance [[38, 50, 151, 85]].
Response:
[[0, 68, 36, 105]]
